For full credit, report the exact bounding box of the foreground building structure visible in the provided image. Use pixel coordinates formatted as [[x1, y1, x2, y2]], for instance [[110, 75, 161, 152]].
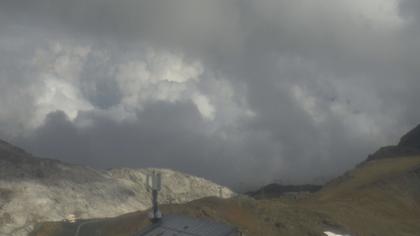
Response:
[[135, 171, 241, 236], [135, 215, 241, 236]]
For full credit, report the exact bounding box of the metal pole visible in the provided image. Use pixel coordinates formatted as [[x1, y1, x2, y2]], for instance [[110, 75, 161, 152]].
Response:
[[152, 189, 158, 220]]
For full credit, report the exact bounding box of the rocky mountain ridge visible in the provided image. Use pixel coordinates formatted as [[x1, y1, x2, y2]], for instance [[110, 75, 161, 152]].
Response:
[[0, 140, 234, 236], [366, 125, 420, 162]]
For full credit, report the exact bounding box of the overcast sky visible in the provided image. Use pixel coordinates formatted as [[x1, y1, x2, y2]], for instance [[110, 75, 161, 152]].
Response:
[[1, 0, 420, 189]]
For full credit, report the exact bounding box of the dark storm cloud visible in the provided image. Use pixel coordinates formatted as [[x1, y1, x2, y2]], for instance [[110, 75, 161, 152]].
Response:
[[79, 52, 122, 109], [20, 101, 281, 187], [400, 0, 420, 19], [1, 0, 420, 189]]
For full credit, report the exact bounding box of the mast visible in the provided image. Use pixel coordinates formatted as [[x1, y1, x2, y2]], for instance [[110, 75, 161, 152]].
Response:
[[146, 170, 162, 223]]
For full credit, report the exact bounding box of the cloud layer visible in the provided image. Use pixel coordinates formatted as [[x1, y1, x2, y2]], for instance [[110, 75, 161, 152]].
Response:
[[1, 0, 420, 189]]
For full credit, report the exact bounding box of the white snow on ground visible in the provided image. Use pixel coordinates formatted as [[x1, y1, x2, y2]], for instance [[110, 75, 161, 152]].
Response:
[[324, 231, 350, 236]]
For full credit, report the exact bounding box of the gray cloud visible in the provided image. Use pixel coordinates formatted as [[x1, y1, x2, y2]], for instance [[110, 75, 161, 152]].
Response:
[[1, 0, 420, 189], [19, 102, 278, 187]]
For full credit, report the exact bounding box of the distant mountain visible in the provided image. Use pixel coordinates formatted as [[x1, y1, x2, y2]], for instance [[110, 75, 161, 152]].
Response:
[[0, 139, 234, 236], [246, 184, 322, 199]]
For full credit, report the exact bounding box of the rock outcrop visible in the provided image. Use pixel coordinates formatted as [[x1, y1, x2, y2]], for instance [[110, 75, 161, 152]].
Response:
[[366, 125, 420, 162], [399, 124, 420, 149], [0, 140, 234, 236]]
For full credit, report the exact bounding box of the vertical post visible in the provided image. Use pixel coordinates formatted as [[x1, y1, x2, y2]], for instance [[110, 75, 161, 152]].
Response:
[[146, 170, 162, 223], [152, 189, 158, 221]]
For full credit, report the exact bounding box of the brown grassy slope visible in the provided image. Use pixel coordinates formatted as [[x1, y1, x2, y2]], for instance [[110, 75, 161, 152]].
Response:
[[303, 156, 420, 236], [319, 156, 420, 200]]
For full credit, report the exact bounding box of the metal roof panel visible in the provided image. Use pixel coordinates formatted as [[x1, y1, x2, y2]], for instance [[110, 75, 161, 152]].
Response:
[[136, 215, 238, 236]]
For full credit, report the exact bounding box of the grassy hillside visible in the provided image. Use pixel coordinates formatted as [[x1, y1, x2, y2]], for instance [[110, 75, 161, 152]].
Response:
[[309, 156, 420, 236], [318, 155, 420, 200]]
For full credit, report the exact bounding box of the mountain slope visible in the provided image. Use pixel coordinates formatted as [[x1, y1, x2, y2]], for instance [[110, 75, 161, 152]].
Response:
[[309, 128, 420, 236], [32, 124, 420, 236], [0, 140, 234, 236], [320, 123, 420, 203]]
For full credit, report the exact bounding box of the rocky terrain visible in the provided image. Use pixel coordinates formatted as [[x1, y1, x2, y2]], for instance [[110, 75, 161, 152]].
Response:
[[365, 124, 420, 162], [0, 140, 234, 236], [31, 124, 420, 236]]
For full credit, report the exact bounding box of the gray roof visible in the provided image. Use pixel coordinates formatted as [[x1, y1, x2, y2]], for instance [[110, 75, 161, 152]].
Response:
[[135, 215, 239, 236]]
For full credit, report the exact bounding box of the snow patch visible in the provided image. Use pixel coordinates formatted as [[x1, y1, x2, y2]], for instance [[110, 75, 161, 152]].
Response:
[[324, 231, 350, 236]]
